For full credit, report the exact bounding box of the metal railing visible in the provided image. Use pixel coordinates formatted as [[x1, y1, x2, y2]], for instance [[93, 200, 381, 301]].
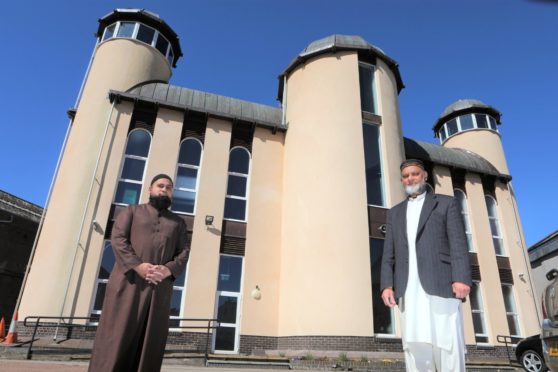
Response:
[[23, 316, 220, 364], [496, 334, 515, 365]]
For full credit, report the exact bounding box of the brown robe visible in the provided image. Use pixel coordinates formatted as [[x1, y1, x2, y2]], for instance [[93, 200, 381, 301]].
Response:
[[88, 203, 190, 372]]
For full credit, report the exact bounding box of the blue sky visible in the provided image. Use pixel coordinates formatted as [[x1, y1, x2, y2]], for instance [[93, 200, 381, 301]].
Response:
[[1, 0, 557, 246]]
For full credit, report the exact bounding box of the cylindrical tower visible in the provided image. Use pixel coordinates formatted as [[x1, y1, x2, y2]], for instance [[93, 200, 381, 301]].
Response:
[[433, 99, 509, 174], [19, 9, 182, 318], [277, 35, 405, 337]]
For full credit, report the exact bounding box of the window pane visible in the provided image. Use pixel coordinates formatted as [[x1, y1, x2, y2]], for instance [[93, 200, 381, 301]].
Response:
[[136, 24, 155, 45], [93, 283, 107, 311], [217, 255, 243, 292], [99, 242, 115, 279], [489, 219, 501, 237], [167, 49, 174, 65], [224, 198, 246, 221], [114, 181, 141, 205], [507, 315, 519, 336], [117, 22, 135, 38], [174, 270, 186, 288], [103, 24, 116, 41], [170, 290, 182, 317], [459, 114, 474, 131], [370, 238, 394, 334], [171, 190, 196, 214], [475, 114, 488, 129], [126, 130, 151, 157], [472, 313, 486, 334], [228, 148, 250, 174], [470, 283, 481, 310], [359, 64, 376, 113], [215, 326, 235, 351], [485, 196, 496, 217], [488, 116, 498, 130], [502, 286, 517, 312], [155, 34, 169, 56], [178, 139, 202, 165], [493, 238, 504, 255], [227, 175, 247, 197], [439, 128, 447, 142], [121, 157, 145, 181], [476, 335, 489, 343], [363, 124, 384, 206], [217, 296, 238, 324], [446, 119, 458, 136], [176, 167, 198, 190]]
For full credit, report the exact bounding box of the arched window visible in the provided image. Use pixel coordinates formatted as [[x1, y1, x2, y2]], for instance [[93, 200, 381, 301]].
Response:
[[224, 147, 251, 221], [485, 195, 504, 256], [114, 129, 151, 205], [454, 189, 473, 251], [172, 138, 203, 214]]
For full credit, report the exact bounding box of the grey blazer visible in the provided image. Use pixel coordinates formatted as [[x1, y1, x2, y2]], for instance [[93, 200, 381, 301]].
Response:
[[380, 192, 472, 300]]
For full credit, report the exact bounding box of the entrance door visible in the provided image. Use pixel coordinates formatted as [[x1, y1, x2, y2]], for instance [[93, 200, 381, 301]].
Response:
[[213, 254, 243, 353]]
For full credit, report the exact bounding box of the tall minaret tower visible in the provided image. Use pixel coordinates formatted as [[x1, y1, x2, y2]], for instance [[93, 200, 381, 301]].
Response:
[[19, 9, 182, 319], [277, 35, 405, 338], [433, 99, 540, 339]]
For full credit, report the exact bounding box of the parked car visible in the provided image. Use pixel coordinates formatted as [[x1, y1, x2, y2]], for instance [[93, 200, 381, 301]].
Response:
[[515, 334, 547, 372], [542, 268, 558, 371]]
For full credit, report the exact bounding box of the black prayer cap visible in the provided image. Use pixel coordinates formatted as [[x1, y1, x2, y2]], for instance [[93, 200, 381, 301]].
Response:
[[150, 173, 174, 185], [400, 159, 425, 170]]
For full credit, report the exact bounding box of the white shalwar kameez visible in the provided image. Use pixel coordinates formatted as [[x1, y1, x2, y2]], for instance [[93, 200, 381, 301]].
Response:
[[400, 192, 466, 372]]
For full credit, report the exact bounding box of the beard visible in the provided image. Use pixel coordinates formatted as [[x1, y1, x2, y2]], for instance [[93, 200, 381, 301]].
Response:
[[405, 180, 427, 196], [149, 195, 172, 210]]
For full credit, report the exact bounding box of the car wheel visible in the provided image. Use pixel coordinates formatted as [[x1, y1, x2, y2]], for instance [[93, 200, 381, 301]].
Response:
[[520, 349, 546, 372]]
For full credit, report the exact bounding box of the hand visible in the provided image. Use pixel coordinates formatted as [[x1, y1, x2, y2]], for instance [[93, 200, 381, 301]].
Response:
[[452, 282, 470, 300], [146, 265, 172, 285], [381, 288, 397, 308], [133, 263, 155, 279]]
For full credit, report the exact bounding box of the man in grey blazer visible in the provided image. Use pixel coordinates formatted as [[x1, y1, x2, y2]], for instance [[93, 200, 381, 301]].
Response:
[[381, 159, 471, 372]]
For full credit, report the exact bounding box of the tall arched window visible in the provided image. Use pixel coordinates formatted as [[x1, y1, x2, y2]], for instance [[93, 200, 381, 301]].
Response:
[[224, 147, 251, 221], [454, 189, 473, 251], [172, 138, 203, 214], [485, 195, 504, 256], [114, 129, 151, 205]]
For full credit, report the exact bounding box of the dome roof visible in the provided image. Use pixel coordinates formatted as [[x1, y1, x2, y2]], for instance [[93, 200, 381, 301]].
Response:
[[278, 34, 404, 101], [433, 99, 501, 132]]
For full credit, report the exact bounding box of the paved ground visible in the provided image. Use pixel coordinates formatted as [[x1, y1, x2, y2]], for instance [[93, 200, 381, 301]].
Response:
[[0, 359, 525, 372]]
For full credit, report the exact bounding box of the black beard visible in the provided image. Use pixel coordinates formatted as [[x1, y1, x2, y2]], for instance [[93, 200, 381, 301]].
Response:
[[149, 195, 172, 211]]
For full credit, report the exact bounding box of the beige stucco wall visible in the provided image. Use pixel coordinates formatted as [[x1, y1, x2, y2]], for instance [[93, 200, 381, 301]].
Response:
[[183, 117, 232, 321], [279, 51, 373, 336], [241, 128, 285, 336], [494, 182, 541, 336], [432, 165, 453, 196], [19, 38, 171, 318], [141, 108, 184, 202], [444, 130, 509, 175]]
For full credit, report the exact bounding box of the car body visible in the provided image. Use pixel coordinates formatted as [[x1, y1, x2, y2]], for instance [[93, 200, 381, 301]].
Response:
[[515, 334, 547, 372], [542, 268, 558, 371]]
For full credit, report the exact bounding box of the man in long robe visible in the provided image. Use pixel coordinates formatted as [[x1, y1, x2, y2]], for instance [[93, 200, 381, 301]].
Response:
[[89, 174, 190, 372], [380, 159, 471, 372]]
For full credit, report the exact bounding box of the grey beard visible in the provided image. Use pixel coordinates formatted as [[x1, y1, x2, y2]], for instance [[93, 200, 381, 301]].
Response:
[[405, 180, 426, 196]]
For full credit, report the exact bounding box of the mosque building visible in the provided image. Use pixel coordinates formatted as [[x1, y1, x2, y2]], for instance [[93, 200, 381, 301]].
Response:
[[17, 9, 539, 355]]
